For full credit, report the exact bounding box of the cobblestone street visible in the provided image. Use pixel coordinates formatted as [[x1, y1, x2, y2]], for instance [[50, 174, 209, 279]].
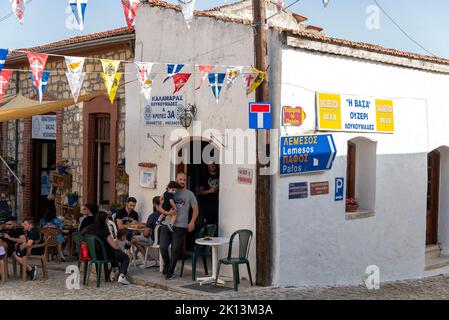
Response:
[[3, 265, 449, 300]]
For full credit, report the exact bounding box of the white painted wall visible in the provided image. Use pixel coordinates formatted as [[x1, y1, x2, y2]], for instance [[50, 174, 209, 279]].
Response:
[[272, 47, 449, 287], [126, 5, 260, 278]]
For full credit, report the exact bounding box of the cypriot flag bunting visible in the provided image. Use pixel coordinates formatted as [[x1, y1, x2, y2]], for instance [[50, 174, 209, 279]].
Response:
[[102, 73, 122, 104], [65, 56, 86, 102], [0, 70, 13, 103], [225, 66, 243, 89], [0, 49, 8, 74], [121, 0, 140, 30], [135, 62, 156, 103], [101, 60, 121, 93], [10, 0, 26, 24], [178, 0, 195, 29], [27, 53, 48, 92], [208, 73, 225, 104], [30, 71, 50, 103], [69, 0, 88, 31], [195, 65, 214, 90]]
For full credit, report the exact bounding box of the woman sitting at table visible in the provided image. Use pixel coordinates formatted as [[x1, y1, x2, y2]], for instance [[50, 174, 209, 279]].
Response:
[[79, 204, 98, 233], [86, 210, 130, 285], [40, 206, 66, 262]]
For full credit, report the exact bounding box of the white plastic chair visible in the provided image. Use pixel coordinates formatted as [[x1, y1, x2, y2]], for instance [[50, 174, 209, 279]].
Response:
[[140, 224, 162, 270]]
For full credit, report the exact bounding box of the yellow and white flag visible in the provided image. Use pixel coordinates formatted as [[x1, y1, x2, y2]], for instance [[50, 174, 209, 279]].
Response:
[[101, 60, 121, 93], [247, 67, 266, 95], [102, 73, 122, 104]]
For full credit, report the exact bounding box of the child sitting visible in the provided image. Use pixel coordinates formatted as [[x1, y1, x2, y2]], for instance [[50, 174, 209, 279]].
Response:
[[156, 181, 181, 232]]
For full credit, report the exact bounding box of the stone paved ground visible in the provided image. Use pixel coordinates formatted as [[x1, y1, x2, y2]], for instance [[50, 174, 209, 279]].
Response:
[[3, 264, 449, 300]]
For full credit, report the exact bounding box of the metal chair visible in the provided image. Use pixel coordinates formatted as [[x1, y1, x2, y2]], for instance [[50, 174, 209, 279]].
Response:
[[84, 234, 112, 288]]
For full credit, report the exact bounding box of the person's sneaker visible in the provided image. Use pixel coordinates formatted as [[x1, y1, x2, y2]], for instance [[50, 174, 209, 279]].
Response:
[[30, 266, 37, 281], [60, 255, 66, 263], [26, 269, 32, 280], [162, 269, 168, 275], [117, 274, 130, 285], [165, 273, 176, 280], [167, 224, 174, 233], [109, 270, 119, 282]]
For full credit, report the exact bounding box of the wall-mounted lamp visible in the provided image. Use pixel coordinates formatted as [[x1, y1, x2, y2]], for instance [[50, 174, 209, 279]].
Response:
[[180, 104, 197, 129]]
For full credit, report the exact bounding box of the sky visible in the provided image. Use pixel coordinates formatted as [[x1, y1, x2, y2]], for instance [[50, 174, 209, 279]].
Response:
[[1, 0, 448, 58]]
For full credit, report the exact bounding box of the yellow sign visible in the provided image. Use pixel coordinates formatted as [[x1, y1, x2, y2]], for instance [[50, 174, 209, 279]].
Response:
[[317, 92, 342, 130], [375, 99, 394, 133]]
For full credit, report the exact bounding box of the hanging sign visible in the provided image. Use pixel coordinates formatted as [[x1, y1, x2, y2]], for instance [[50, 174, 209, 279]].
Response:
[[280, 134, 336, 176], [144, 95, 185, 126], [32, 115, 57, 140], [282, 106, 306, 127], [316, 92, 394, 133]]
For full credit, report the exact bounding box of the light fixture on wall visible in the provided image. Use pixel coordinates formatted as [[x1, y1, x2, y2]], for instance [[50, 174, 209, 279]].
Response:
[[180, 104, 197, 129]]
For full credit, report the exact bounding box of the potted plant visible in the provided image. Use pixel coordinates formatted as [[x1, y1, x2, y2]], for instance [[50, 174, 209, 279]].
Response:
[[67, 192, 79, 206], [56, 160, 70, 174], [346, 198, 359, 212]]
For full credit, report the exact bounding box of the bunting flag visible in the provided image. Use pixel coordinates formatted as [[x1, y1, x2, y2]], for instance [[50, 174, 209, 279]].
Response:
[[101, 60, 121, 93], [30, 71, 50, 103], [0, 70, 13, 103], [102, 73, 122, 104], [246, 67, 266, 95], [163, 64, 184, 83], [27, 53, 48, 91], [69, 0, 88, 31], [173, 73, 191, 94], [226, 66, 243, 89], [135, 62, 155, 103], [10, 0, 26, 24], [178, 0, 195, 29], [122, 0, 140, 30], [66, 72, 85, 103], [208, 73, 225, 104], [65, 56, 85, 75], [195, 65, 214, 90], [275, 0, 285, 12], [0, 49, 8, 74]]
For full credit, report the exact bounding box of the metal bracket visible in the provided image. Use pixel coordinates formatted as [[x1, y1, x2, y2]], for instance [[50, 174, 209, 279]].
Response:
[[147, 134, 165, 149], [210, 133, 226, 148]]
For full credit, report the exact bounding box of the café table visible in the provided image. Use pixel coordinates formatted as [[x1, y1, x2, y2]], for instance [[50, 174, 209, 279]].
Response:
[[195, 237, 230, 286]]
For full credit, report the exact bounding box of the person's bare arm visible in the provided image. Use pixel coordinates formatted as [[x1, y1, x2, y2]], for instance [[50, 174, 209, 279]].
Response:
[[20, 239, 34, 250], [199, 186, 216, 196], [143, 227, 152, 238], [188, 204, 199, 232], [116, 219, 125, 230], [2, 233, 23, 243], [159, 198, 176, 217], [107, 235, 120, 250]]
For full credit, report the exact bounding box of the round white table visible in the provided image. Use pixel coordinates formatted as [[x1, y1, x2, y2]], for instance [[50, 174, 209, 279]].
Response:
[[195, 237, 230, 285]]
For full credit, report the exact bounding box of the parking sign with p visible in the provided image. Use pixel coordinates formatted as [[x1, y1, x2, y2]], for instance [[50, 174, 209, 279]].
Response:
[[335, 177, 344, 201]]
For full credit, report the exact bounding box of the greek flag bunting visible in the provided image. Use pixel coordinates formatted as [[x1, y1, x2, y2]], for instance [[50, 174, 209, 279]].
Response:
[[30, 71, 50, 103], [0, 49, 8, 74], [69, 0, 88, 31], [163, 64, 185, 83], [208, 73, 225, 104]]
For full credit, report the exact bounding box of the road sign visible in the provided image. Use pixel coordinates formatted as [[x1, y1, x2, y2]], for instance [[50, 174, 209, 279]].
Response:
[[289, 182, 308, 199], [335, 177, 345, 201], [249, 102, 272, 129], [280, 134, 336, 176]]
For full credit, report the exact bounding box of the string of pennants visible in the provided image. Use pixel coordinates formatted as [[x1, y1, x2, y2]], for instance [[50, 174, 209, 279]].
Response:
[[0, 48, 266, 105]]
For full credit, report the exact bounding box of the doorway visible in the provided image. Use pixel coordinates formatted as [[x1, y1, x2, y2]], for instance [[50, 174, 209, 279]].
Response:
[[427, 150, 440, 245], [31, 139, 56, 221]]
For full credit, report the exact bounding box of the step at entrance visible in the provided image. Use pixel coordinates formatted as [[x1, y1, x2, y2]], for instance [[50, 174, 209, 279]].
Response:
[[426, 244, 441, 260]]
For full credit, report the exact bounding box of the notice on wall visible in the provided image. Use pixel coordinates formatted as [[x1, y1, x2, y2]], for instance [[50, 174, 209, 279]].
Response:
[[316, 92, 394, 133], [32, 115, 56, 140], [144, 95, 185, 126], [289, 182, 308, 199], [237, 167, 253, 185], [282, 106, 306, 127], [310, 181, 329, 196]]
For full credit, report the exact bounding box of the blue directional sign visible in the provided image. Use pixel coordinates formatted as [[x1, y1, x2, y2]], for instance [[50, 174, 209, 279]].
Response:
[[280, 134, 336, 176]]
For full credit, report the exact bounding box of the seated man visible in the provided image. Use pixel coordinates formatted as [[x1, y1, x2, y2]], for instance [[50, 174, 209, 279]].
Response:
[[12, 218, 45, 281], [116, 197, 139, 241], [0, 216, 25, 258], [132, 196, 161, 268]]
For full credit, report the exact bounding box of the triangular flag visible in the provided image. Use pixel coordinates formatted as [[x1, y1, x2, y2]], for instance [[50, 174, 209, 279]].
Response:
[[247, 67, 266, 95], [65, 56, 85, 75], [10, 0, 26, 24], [101, 60, 121, 93], [121, 0, 140, 30], [30, 71, 50, 103], [195, 65, 214, 90], [178, 0, 195, 29], [66, 72, 86, 103], [102, 73, 122, 104], [173, 73, 191, 94], [0, 70, 13, 103], [208, 73, 225, 104], [275, 0, 285, 12], [27, 53, 48, 91], [69, 0, 88, 31], [226, 66, 243, 89], [135, 62, 155, 103], [0, 49, 8, 74], [244, 73, 255, 95], [163, 64, 184, 83]]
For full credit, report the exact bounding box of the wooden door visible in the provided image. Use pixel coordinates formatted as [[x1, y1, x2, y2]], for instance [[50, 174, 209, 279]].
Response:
[[427, 150, 440, 245], [346, 141, 356, 199]]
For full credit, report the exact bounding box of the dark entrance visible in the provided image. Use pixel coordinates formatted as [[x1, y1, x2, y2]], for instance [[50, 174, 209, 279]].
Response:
[[427, 150, 440, 245], [31, 139, 56, 221]]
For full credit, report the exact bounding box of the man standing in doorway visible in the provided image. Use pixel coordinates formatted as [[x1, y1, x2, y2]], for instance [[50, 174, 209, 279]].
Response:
[[159, 172, 198, 279], [199, 162, 219, 227]]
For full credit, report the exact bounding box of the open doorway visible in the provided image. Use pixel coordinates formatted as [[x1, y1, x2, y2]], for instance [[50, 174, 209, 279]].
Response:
[[427, 150, 440, 246]]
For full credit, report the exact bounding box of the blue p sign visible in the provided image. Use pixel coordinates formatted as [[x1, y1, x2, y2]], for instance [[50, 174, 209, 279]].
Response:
[[335, 177, 344, 201]]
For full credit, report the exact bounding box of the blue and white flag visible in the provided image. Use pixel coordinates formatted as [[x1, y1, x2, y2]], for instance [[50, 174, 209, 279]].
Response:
[[0, 49, 8, 74], [69, 0, 88, 31], [163, 64, 184, 83], [30, 71, 50, 103], [208, 73, 225, 104]]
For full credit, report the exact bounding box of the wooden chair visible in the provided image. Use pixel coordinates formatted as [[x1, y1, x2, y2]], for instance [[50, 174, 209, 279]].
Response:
[[12, 239, 49, 281], [41, 227, 63, 263], [0, 241, 8, 283]]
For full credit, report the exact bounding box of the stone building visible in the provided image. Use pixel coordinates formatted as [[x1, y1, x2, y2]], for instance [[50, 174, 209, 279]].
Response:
[[1, 27, 135, 221]]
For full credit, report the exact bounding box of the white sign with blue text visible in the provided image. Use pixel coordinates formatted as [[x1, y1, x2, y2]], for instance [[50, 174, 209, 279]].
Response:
[[32, 115, 56, 140], [144, 95, 185, 126]]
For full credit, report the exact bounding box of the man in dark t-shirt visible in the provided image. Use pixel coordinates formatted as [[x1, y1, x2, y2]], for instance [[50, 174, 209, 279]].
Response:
[[199, 162, 220, 226], [116, 197, 139, 229], [0, 217, 24, 257]]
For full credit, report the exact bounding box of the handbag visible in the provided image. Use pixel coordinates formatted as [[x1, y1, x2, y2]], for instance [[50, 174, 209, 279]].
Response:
[[79, 241, 90, 261]]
